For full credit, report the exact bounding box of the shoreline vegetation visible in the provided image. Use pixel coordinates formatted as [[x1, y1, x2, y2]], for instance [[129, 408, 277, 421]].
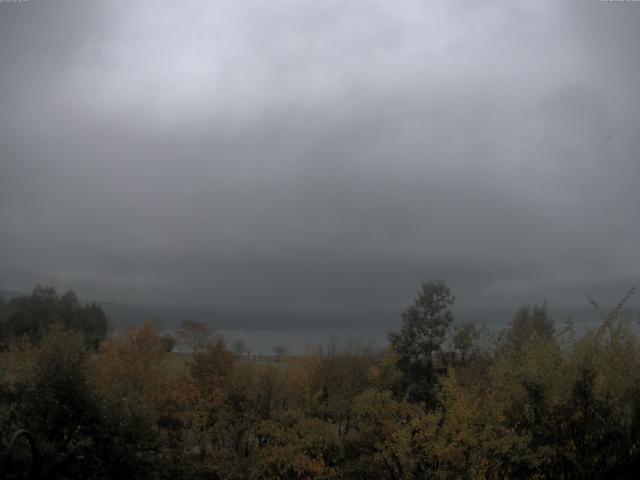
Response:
[[1, 282, 640, 479]]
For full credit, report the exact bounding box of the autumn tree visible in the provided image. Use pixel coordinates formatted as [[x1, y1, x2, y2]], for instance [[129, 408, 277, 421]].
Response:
[[252, 411, 340, 480], [176, 318, 213, 352], [343, 389, 433, 479], [505, 300, 554, 349], [295, 341, 376, 432], [271, 345, 288, 362], [160, 333, 177, 352], [233, 339, 250, 358], [19, 324, 102, 477], [190, 336, 235, 397], [89, 323, 168, 478]]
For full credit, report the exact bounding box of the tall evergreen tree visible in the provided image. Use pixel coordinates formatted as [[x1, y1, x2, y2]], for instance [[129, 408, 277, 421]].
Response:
[[388, 280, 455, 407]]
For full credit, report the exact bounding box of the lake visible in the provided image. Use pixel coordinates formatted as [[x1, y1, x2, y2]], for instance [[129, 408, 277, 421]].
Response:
[[218, 319, 626, 355], [218, 328, 391, 355]]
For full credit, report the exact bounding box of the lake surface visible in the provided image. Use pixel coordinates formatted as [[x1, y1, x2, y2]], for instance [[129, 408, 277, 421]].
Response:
[[218, 328, 391, 355], [218, 319, 629, 355]]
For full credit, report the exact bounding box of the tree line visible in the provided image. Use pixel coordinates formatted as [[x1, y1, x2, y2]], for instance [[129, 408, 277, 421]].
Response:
[[0, 285, 108, 349], [1, 282, 639, 479]]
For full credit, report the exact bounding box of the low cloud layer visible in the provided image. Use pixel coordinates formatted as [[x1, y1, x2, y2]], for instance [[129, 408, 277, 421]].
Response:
[[1, 1, 639, 323]]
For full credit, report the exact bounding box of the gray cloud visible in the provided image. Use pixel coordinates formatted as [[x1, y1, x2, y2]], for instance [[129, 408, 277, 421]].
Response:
[[1, 0, 639, 324]]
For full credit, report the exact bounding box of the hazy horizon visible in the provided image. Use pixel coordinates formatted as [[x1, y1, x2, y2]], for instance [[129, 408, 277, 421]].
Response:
[[0, 286, 623, 332]]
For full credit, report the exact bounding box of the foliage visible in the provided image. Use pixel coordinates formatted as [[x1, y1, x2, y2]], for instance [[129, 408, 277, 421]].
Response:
[[176, 318, 214, 353], [16, 325, 103, 477], [1, 282, 640, 479], [161, 333, 177, 352], [271, 344, 289, 361], [504, 300, 554, 350], [190, 336, 236, 396], [233, 339, 250, 358], [388, 280, 455, 407], [0, 285, 108, 348]]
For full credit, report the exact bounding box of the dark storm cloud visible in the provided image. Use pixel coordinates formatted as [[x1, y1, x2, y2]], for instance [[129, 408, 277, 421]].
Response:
[[1, 0, 639, 323]]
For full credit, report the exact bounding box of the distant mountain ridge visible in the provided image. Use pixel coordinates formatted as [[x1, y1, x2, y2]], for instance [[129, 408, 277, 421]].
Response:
[[1, 287, 617, 330], [0, 288, 26, 301]]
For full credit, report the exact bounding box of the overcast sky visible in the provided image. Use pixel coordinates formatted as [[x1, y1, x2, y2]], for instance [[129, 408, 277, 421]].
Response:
[[1, 1, 639, 323]]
